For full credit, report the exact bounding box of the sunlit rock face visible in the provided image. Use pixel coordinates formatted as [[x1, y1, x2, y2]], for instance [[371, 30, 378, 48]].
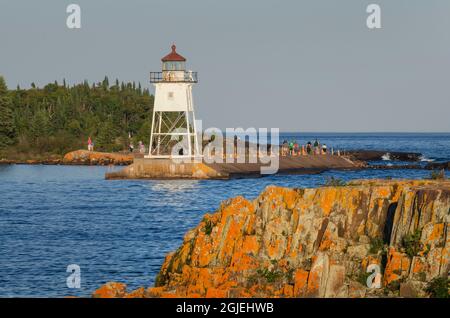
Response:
[[63, 149, 133, 165], [94, 179, 450, 298]]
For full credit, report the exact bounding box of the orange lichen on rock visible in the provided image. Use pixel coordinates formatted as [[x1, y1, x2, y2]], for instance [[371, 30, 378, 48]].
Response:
[[383, 248, 411, 285], [293, 269, 309, 296], [92, 282, 127, 298], [93, 179, 450, 298], [63, 150, 133, 165]]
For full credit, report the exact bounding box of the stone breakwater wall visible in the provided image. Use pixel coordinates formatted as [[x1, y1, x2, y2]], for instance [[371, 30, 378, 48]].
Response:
[[105, 155, 360, 180]]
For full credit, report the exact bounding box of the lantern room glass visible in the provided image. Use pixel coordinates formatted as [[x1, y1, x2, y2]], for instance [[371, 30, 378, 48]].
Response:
[[163, 61, 185, 71]]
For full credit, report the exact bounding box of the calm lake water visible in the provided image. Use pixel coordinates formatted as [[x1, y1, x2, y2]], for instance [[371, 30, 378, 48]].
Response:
[[0, 133, 449, 297]]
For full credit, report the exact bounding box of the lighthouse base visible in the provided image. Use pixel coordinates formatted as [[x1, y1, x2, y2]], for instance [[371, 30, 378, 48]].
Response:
[[105, 158, 228, 180]]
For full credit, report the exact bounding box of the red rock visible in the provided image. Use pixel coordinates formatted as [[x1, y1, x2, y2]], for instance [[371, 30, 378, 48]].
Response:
[[92, 282, 127, 298], [63, 150, 133, 165]]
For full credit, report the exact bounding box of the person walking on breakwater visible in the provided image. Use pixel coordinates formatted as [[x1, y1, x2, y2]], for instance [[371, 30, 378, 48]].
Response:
[[88, 137, 93, 152], [293, 141, 299, 156], [306, 141, 312, 155], [322, 143, 327, 154], [138, 141, 145, 154], [289, 141, 294, 156], [281, 140, 289, 156], [314, 139, 320, 155]]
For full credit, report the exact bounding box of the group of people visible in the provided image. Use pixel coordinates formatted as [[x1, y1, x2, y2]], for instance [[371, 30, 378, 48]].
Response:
[[128, 141, 146, 154], [87, 136, 146, 154], [281, 139, 331, 156], [87, 135, 332, 157]]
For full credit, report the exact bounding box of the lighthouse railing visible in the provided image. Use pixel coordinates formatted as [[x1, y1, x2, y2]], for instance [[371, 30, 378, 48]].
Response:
[[150, 71, 198, 83]]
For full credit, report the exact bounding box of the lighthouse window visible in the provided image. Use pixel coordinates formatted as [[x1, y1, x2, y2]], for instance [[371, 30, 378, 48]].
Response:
[[175, 62, 184, 70], [163, 62, 173, 70], [163, 62, 185, 71], [168, 92, 174, 100]]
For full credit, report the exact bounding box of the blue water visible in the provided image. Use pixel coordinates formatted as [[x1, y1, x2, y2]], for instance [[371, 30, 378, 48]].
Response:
[[0, 133, 449, 297]]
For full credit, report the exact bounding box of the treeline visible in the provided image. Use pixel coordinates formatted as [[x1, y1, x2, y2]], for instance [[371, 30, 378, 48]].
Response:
[[0, 75, 154, 159]]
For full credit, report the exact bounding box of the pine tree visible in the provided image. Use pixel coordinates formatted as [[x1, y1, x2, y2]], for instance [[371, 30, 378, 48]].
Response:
[[96, 117, 118, 151], [0, 76, 16, 148], [102, 76, 109, 90], [29, 109, 51, 141]]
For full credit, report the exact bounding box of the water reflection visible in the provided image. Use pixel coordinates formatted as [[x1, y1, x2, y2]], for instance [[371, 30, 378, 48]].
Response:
[[147, 180, 200, 193]]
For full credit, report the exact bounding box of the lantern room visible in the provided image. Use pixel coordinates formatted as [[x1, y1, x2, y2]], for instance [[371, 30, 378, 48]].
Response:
[[162, 45, 186, 71], [150, 44, 197, 83]]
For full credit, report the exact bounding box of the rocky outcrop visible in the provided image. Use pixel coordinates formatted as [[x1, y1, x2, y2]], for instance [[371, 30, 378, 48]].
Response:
[[0, 158, 16, 164], [426, 162, 450, 171], [0, 156, 62, 165], [63, 150, 133, 165], [347, 150, 422, 162], [94, 179, 450, 298]]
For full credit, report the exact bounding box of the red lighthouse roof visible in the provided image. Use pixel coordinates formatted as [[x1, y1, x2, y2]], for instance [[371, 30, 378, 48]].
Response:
[[161, 44, 186, 62]]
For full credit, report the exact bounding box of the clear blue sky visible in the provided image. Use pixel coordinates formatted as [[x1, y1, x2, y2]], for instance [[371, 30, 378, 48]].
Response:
[[1, 0, 449, 132]]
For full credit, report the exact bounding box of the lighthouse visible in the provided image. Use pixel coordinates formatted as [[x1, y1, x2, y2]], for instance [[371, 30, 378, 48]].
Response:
[[146, 45, 200, 159]]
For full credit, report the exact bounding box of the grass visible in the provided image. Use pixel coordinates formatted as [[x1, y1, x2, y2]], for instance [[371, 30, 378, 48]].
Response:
[[324, 176, 347, 187], [417, 272, 427, 282], [356, 271, 372, 287], [369, 237, 385, 254], [203, 219, 213, 236], [256, 268, 284, 283], [426, 277, 449, 298], [385, 279, 401, 292], [429, 169, 446, 180], [402, 229, 423, 258]]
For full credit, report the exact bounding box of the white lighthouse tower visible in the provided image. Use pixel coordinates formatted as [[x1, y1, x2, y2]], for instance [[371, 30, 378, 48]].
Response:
[[146, 45, 200, 159]]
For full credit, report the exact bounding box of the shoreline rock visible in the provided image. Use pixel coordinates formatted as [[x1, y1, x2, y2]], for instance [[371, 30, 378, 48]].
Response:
[[425, 161, 450, 171], [0, 150, 134, 166], [93, 179, 449, 298], [346, 150, 422, 162], [63, 150, 133, 166]]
